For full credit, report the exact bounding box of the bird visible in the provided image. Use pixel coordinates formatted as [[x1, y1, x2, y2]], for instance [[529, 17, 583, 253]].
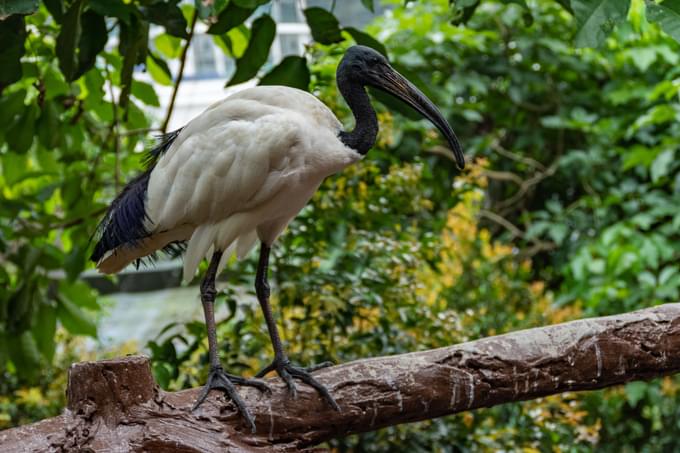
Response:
[[90, 45, 464, 431]]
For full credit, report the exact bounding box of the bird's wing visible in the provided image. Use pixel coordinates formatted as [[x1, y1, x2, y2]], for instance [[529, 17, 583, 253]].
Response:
[[146, 102, 313, 279], [147, 109, 307, 231]]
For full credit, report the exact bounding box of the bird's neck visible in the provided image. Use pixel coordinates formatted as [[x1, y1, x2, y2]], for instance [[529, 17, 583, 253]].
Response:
[[337, 74, 378, 155]]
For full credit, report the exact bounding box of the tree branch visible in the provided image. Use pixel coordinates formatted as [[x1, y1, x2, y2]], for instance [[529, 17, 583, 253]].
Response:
[[491, 140, 546, 172], [2, 304, 680, 452], [495, 159, 559, 213], [161, 10, 198, 134], [478, 209, 557, 256]]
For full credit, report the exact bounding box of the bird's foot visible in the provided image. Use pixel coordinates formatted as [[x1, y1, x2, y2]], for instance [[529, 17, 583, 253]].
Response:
[[256, 358, 339, 411], [193, 365, 271, 432]]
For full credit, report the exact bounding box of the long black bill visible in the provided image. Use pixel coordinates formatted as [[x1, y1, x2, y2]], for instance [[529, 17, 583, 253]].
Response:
[[372, 67, 465, 170]]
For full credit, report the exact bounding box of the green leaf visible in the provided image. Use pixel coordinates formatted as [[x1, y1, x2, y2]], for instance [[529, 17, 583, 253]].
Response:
[[0, 0, 38, 18], [61, 175, 82, 208], [259, 56, 310, 91], [73, 10, 107, 80], [54, 6, 106, 82], [43, 0, 62, 22], [548, 223, 569, 244], [33, 302, 57, 362], [7, 276, 38, 331], [572, 0, 629, 48], [56, 0, 84, 81], [212, 33, 232, 56], [647, 0, 680, 44], [659, 265, 679, 285], [627, 47, 657, 72], [227, 25, 250, 58], [82, 67, 105, 107], [651, 149, 675, 182], [6, 104, 37, 153], [625, 381, 647, 407], [554, 0, 573, 13], [361, 0, 375, 12], [44, 65, 70, 99], [227, 14, 276, 87], [131, 80, 160, 106], [0, 15, 27, 88], [587, 258, 605, 274], [38, 101, 62, 148], [119, 17, 150, 110], [89, 0, 135, 22], [153, 361, 172, 389], [0, 335, 7, 373], [63, 241, 88, 281], [59, 280, 99, 310], [344, 27, 387, 56], [451, 0, 480, 25], [0, 88, 26, 125], [501, 0, 533, 26], [147, 52, 173, 85], [304, 7, 344, 45], [206, 1, 254, 34], [232, 0, 269, 7], [7, 331, 41, 380], [144, 1, 188, 39], [2, 152, 28, 187], [154, 33, 183, 59], [57, 295, 97, 337]]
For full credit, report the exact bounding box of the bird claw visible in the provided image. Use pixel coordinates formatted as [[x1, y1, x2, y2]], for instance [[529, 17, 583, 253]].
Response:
[[192, 366, 270, 432], [256, 358, 340, 411]]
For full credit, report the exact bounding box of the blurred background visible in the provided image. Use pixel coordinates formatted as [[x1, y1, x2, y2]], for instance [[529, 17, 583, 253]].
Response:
[[1, 0, 679, 450]]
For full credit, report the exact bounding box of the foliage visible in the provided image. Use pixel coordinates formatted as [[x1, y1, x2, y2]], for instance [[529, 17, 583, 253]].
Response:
[[1, 0, 680, 451], [450, 0, 680, 49], [362, 0, 680, 317]]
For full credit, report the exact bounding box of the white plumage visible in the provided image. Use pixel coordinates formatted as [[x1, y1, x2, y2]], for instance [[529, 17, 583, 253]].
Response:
[[96, 86, 362, 279]]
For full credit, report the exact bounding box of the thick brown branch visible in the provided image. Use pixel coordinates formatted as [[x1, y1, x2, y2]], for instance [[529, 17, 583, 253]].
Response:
[[2, 304, 680, 452]]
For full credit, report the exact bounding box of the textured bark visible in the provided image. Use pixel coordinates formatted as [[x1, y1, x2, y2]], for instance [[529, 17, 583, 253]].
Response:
[[2, 303, 680, 452]]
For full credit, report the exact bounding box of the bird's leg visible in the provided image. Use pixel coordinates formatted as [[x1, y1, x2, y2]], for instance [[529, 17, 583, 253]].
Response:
[[193, 250, 270, 432], [254, 243, 339, 410]]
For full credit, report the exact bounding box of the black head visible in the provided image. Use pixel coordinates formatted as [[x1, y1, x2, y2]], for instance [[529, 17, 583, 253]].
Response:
[[337, 45, 465, 169], [337, 45, 391, 84]]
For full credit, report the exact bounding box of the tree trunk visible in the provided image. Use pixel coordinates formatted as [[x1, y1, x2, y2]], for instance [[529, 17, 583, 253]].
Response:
[[2, 303, 680, 452]]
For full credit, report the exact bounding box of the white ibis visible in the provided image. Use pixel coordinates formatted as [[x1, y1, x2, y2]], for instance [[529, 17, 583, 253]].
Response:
[[91, 45, 464, 431]]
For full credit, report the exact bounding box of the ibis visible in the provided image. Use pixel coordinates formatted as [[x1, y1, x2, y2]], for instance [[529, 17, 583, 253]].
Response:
[[91, 45, 464, 430]]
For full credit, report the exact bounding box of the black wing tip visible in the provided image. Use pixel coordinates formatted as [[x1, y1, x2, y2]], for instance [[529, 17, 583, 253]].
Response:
[[90, 171, 152, 264], [142, 128, 183, 168], [91, 128, 184, 265]]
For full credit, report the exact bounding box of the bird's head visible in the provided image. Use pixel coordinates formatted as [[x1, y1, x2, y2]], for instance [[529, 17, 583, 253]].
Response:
[[338, 45, 465, 170]]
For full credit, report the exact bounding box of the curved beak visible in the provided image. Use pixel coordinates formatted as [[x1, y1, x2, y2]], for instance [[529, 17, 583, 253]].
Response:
[[369, 66, 465, 170]]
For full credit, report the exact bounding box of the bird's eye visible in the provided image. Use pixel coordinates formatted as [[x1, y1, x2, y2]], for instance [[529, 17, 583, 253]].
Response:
[[351, 63, 361, 71]]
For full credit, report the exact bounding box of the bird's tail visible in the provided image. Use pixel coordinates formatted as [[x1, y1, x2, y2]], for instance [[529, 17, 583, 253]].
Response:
[[93, 227, 192, 274], [90, 168, 193, 274], [90, 170, 169, 273], [90, 129, 185, 273]]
